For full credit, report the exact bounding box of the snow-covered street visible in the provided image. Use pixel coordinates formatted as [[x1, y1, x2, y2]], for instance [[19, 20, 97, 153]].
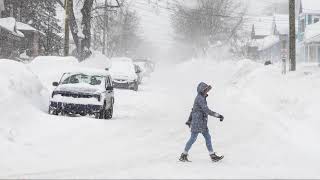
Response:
[[1, 57, 320, 178]]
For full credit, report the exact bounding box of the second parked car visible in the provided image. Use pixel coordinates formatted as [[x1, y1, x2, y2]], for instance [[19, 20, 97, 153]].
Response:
[[110, 57, 139, 91]]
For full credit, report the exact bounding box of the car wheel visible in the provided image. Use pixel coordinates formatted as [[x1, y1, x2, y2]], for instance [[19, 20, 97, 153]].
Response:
[[48, 106, 58, 116], [96, 103, 106, 119], [133, 82, 138, 91], [105, 104, 113, 119], [95, 110, 105, 119]]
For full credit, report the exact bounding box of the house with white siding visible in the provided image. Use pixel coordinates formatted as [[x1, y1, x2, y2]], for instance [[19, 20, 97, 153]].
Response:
[[297, 0, 320, 63], [248, 14, 289, 62]]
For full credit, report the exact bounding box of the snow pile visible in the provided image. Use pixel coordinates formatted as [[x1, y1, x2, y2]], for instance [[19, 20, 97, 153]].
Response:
[[0, 59, 48, 147], [79, 51, 111, 70], [0, 59, 47, 110], [28, 56, 79, 90]]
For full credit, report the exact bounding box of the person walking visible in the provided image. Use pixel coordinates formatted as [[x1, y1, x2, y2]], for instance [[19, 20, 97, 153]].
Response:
[[180, 82, 224, 162]]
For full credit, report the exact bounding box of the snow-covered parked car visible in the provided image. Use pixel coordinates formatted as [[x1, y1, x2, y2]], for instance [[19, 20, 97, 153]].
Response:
[[110, 57, 139, 91], [49, 69, 114, 119]]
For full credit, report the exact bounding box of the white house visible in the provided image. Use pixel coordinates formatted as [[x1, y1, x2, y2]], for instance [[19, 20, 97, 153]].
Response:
[[248, 14, 289, 62], [296, 0, 320, 63]]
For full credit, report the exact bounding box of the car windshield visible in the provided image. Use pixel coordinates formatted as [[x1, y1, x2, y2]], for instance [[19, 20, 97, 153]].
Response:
[[61, 73, 104, 86]]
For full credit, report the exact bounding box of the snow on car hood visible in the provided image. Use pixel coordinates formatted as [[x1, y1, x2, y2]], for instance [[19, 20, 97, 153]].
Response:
[[54, 83, 104, 94]]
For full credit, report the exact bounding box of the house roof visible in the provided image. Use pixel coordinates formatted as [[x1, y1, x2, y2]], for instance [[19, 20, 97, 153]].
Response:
[[250, 35, 280, 51], [0, 17, 24, 37], [304, 21, 320, 43], [16, 21, 45, 35], [300, 0, 320, 14], [16, 22, 37, 32], [246, 15, 289, 37], [250, 16, 273, 37], [273, 14, 289, 35]]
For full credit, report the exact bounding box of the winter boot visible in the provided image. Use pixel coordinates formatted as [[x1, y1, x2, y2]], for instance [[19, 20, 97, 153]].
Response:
[[210, 153, 224, 162], [179, 153, 191, 162]]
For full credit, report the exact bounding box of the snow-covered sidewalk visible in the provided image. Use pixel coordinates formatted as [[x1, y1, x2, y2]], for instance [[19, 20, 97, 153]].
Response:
[[1, 57, 320, 178]]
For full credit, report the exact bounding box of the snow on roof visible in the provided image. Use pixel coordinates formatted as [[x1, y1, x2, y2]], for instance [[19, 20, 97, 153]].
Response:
[[66, 68, 111, 77], [16, 22, 37, 31], [246, 16, 273, 37], [16, 21, 45, 35], [300, 0, 320, 14], [246, 14, 289, 37], [274, 14, 289, 35], [250, 35, 280, 51], [304, 21, 320, 43], [0, 17, 24, 37]]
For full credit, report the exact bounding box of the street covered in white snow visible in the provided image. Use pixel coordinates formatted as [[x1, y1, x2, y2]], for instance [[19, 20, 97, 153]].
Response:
[[2, 0, 320, 179], [1, 55, 320, 178]]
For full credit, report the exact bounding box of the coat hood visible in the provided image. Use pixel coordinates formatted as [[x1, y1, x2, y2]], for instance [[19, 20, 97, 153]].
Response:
[[197, 82, 210, 95]]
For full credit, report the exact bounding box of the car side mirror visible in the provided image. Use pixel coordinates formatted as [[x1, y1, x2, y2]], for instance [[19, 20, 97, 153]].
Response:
[[52, 82, 59, 86], [106, 86, 113, 91]]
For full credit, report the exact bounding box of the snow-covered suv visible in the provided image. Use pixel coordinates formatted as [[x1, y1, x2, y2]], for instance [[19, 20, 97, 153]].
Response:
[[49, 69, 114, 119]]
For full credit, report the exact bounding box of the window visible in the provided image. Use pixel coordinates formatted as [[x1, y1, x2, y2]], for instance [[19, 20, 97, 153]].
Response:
[[61, 73, 104, 85], [308, 15, 312, 24], [300, 19, 305, 32], [314, 17, 320, 23]]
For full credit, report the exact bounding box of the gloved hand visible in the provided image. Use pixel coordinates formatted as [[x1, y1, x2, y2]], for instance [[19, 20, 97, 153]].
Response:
[[218, 115, 224, 122], [185, 121, 191, 128]]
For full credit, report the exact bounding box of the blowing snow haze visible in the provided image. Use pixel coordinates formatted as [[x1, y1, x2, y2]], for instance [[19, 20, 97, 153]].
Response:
[[1, 0, 320, 179]]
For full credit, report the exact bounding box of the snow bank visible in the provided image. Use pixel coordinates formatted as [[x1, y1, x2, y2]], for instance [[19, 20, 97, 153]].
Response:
[[0, 59, 47, 110], [0, 59, 48, 147], [79, 51, 111, 70], [28, 56, 79, 90]]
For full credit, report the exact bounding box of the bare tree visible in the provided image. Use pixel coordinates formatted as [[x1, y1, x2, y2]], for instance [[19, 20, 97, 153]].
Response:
[[91, 2, 141, 57], [56, 0, 121, 60], [171, 0, 246, 57]]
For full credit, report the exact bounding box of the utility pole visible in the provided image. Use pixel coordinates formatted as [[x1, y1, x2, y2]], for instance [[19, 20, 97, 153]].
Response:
[[64, 0, 70, 56], [102, 0, 108, 55], [289, 0, 296, 71]]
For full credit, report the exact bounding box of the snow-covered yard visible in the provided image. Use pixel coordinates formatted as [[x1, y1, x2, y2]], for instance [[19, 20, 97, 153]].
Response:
[[1, 57, 320, 178]]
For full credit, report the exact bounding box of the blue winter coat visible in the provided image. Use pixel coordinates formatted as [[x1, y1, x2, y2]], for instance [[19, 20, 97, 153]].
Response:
[[190, 82, 221, 133]]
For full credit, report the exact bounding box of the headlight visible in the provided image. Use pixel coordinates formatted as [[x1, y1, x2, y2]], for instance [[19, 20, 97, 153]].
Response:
[[51, 91, 58, 98]]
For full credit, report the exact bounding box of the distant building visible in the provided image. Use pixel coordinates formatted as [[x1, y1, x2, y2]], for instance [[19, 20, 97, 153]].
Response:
[[0, 17, 42, 59], [296, 0, 320, 63], [248, 14, 289, 63]]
